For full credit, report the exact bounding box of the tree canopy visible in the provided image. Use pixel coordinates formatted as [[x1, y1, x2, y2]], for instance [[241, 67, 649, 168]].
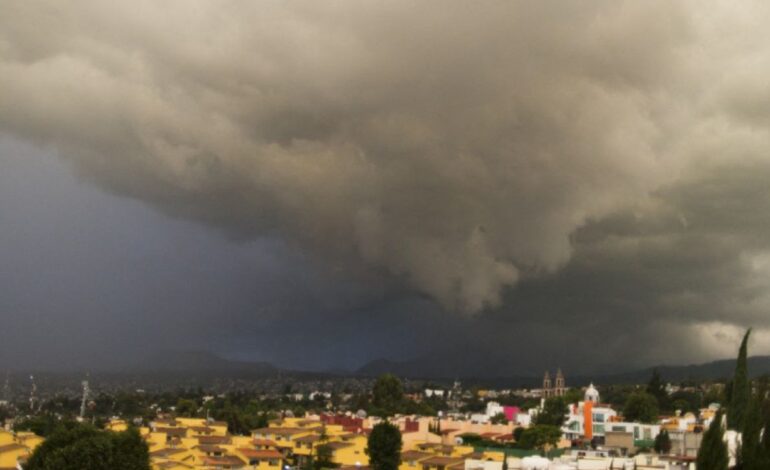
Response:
[[26, 423, 150, 470], [517, 425, 561, 452], [535, 397, 568, 426], [490, 412, 508, 425], [622, 391, 659, 424], [367, 421, 402, 470], [371, 374, 404, 417], [646, 369, 670, 413]]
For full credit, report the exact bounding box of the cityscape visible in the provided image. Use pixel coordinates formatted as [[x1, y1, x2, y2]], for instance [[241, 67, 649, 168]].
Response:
[[2, 1, 770, 469]]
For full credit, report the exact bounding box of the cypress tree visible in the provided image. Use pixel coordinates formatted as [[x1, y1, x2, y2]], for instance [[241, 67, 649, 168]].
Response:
[[728, 329, 751, 430], [367, 422, 402, 470], [741, 393, 767, 469], [653, 429, 671, 455], [696, 410, 728, 470], [647, 369, 669, 412], [761, 381, 770, 458]]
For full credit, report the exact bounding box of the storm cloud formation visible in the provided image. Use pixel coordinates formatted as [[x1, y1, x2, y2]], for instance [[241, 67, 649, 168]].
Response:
[[2, 1, 770, 371]]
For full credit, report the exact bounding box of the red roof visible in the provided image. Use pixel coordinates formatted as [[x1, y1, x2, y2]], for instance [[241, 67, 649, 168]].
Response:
[[239, 448, 283, 459], [253, 439, 278, 447], [321, 414, 364, 433], [203, 455, 246, 466]]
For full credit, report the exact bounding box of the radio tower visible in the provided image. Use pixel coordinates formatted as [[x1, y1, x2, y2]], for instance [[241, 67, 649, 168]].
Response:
[[28, 375, 37, 412], [0, 372, 10, 407], [80, 377, 90, 420]]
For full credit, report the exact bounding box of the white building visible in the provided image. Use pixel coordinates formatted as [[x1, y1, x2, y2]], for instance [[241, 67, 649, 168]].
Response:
[[486, 401, 504, 418], [465, 459, 503, 470], [562, 385, 617, 441]]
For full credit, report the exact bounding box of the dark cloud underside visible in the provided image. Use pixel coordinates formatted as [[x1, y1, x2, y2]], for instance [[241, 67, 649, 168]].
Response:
[[1, 1, 770, 373]]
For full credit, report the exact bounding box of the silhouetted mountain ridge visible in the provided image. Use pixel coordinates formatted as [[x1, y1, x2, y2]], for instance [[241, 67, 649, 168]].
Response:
[[357, 355, 770, 386]]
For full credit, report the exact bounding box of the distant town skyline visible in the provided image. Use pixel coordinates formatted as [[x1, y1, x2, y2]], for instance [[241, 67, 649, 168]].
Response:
[[2, 1, 770, 374]]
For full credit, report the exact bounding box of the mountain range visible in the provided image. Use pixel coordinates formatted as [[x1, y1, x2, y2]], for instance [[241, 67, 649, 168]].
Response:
[[122, 350, 770, 386], [355, 355, 770, 386]]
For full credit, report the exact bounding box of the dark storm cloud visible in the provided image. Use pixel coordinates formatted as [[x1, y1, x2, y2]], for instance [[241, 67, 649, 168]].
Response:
[[2, 1, 770, 371], [0, 0, 701, 313]]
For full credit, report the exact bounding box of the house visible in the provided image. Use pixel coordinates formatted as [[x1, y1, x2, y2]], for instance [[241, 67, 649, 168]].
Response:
[[419, 456, 465, 470], [0, 443, 30, 469], [236, 448, 283, 470]]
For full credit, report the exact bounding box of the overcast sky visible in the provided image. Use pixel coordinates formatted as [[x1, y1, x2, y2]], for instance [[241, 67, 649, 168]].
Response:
[[1, 1, 770, 375]]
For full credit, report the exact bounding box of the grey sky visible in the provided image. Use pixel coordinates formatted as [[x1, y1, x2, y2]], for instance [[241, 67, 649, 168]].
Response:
[[1, 1, 770, 375]]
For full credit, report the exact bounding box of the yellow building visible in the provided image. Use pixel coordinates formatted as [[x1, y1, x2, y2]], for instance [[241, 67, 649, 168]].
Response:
[[400, 450, 432, 470], [0, 442, 30, 469], [236, 448, 284, 470]]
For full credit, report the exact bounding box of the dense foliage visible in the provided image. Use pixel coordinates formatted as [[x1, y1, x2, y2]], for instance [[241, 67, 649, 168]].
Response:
[[728, 329, 751, 430], [517, 425, 561, 452], [653, 429, 671, 454], [367, 421, 402, 470], [26, 423, 149, 470], [622, 392, 659, 424], [646, 370, 670, 413], [371, 374, 405, 417], [535, 397, 567, 426], [489, 412, 508, 424], [696, 410, 727, 470]]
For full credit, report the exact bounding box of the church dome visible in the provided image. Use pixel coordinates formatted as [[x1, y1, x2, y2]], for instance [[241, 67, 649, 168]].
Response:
[[584, 383, 600, 403]]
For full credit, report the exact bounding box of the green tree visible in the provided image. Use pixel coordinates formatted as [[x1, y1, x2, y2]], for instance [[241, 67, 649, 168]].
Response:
[[563, 388, 583, 405], [517, 425, 561, 453], [646, 369, 670, 413], [490, 412, 508, 425], [535, 397, 568, 426], [314, 444, 335, 470], [314, 425, 336, 470], [175, 398, 198, 417], [512, 427, 524, 442], [367, 421, 402, 470], [696, 410, 728, 470], [623, 392, 659, 424], [26, 423, 150, 470], [741, 391, 769, 469], [13, 414, 61, 437], [372, 374, 404, 417], [728, 329, 751, 430], [653, 429, 671, 455]]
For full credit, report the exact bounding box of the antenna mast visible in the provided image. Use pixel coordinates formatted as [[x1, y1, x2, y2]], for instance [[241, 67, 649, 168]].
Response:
[[80, 377, 90, 420], [2, 372, 9, 404], [28, 375, 37, 412]]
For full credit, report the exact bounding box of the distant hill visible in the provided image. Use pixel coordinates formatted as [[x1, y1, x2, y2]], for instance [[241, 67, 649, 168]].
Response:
[[127, 350, 340, 381], [596, 355, 770, 385], [356, 355, 770, 386], [133, 350, 279, 376]]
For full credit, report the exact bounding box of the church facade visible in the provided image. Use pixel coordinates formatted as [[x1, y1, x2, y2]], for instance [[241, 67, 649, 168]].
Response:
[[542, 368, 566, 398]]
